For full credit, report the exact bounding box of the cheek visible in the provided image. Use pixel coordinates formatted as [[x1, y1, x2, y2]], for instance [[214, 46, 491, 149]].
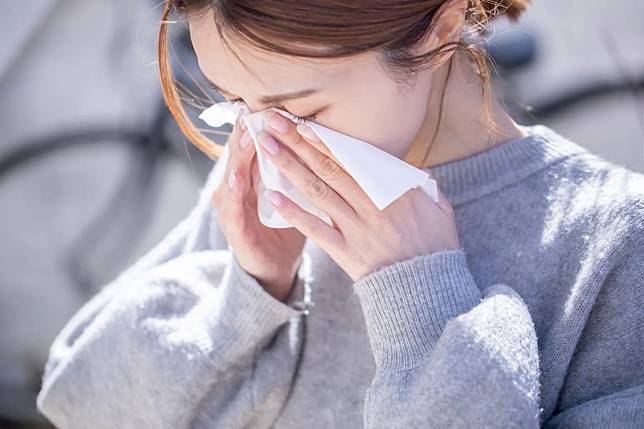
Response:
[[356, 97, 427, 158], [318, 77, 429, 158], [320, 100, 425, 159]]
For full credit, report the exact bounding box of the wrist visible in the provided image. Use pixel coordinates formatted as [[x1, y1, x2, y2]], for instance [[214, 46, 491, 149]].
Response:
[[258, 272, 298, 302], [353, 249, 481, 371]]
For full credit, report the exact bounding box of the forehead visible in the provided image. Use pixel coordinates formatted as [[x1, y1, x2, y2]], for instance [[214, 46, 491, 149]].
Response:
[[187, 10, 368, 96]]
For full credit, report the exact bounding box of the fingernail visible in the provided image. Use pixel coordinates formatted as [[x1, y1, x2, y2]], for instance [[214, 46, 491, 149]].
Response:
[[265, 111, 289, 134], [296, 123, 317, 142], [266, 189, 284, 207], [240, 117, 247, 131], [240, 131, 251, 149], [227, 169, 236, 189], [258, 132, 280, 156]]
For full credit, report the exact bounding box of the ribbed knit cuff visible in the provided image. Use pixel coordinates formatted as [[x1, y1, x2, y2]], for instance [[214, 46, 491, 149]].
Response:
[[352, 249, 482, 372], [214, 252, 305, 362]]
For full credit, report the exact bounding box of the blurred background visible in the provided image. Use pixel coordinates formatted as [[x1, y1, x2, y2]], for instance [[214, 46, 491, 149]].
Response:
[[0, 0, 642, 427]]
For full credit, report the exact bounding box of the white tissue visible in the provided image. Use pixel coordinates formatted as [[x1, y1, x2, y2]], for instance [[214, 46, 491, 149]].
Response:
[[199, 100, 439, 229]]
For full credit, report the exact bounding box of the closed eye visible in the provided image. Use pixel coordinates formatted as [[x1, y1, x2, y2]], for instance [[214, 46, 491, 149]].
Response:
[[203, 81, 318, 125], [226, 96, 318, 125]]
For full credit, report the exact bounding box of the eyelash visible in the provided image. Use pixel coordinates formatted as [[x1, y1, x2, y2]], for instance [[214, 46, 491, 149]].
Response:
[[203, 82, 317, 125], [227, 97, 317, 125]]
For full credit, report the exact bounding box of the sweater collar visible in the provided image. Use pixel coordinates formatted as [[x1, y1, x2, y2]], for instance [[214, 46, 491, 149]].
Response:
[[425, 124, 589, 206]]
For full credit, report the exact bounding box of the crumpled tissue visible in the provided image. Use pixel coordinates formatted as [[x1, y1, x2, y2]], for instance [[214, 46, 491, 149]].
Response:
[[199, 100, 439, 229]]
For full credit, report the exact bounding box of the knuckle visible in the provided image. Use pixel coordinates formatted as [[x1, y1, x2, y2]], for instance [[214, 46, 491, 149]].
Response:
[[317, 156, 340, 179], [288, 130, 304, 147], [273, 149, 290, 168], [303, 218, 319, 238], [306, 177, 329, 201]]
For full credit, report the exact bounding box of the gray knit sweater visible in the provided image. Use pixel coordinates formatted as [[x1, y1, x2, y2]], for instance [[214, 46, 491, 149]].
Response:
[[37, 124, 644, 428]]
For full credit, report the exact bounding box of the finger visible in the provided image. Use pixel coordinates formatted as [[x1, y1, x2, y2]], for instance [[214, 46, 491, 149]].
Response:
[[435, 184, 454, 215], [250, 155, 261, 193], [256, 129, 357, 228], [265, 189, 343, 251], [264, 110, 340, 168], [423, 168, 453, 214], [228, 114, 256, 184], [223, 113, 244, 176], [296, 122, 337, 164], [221, 115, 248, 218], [263, 110, 373, 213], [236, 129, 256, 179]]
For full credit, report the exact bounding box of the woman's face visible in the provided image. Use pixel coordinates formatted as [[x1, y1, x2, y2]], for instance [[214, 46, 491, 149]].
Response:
[[189, 11, 436, 159]]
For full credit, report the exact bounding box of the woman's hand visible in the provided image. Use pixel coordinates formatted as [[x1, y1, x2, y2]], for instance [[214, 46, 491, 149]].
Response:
[[212, 113, 306, 301], [259, 110, 461, 282]]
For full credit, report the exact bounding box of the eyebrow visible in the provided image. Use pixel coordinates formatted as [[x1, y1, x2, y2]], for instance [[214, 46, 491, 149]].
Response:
[[206, 79, 320, 106]]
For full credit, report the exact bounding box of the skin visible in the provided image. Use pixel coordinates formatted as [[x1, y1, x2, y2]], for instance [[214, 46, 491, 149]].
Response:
[[190, 0, 529, 295]]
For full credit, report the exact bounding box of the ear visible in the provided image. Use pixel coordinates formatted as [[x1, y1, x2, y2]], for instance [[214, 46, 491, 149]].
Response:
[[421, 0, 468, 69]]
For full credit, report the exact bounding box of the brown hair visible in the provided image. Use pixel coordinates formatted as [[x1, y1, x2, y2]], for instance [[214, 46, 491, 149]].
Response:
[[158, 0, 530, 164]]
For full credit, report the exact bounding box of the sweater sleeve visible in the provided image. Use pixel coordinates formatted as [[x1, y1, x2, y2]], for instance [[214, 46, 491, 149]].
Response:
[[352, 249, 542, 428], [36, 248, 308, 429], [36, 160, 311, 428], [353, 239, 644, 429]]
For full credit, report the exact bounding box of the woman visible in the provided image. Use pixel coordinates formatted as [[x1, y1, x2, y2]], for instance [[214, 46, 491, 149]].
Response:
[[37, 0, 644, 428]]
